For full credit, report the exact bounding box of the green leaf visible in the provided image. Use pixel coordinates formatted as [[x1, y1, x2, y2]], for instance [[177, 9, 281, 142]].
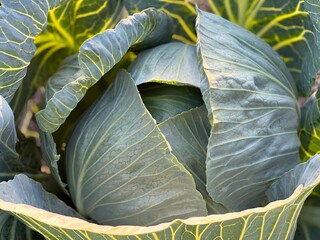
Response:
[[138, 83, 203, 123], [263, 154, 320, 239], [1, 155, 320, 239], [198, 0, 317, 96], [304, 0, 320, 45], [299, 93, 320, 162], [295, 204, 320, 240], [159, 106, 229, 214], [0, 95, 24, 181], [32, 0, 125, 87], [295, 1, 320, 163], [35, 55, 94, 133], [39, 130, 67, 194], [125, 0, 317, 95], [196, 9, 301, 211], [0, 212, 44, 240], [124, 0, 197, 43], [78, 8, 173, 81], [128, 42, 201, 88], [0, 0, 67, 101], [66, 69, 207, 226]]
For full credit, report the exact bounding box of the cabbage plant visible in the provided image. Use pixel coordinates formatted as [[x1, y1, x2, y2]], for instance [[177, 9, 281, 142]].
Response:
[[1, 0, 320, 239]]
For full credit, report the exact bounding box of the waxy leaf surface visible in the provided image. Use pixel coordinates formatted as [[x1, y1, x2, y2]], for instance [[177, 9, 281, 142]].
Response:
[[196, 9, 300, 211], [66, 69, 207, 226]]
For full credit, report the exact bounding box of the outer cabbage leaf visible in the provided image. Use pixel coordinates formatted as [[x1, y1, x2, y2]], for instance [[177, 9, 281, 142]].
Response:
[[35, 8, 174, 132], [0, 95, 24, 181], [124, 0, 197, 43], [1, 155, 320, 239], [0, 212, 44, 240], [264, 155, 320, 239], [125, 0, 317, 96], [0, 174, 80, 217], [159, 106, 228, 214], [295, 201, 320, 240], [299, 93, 320, 162], [196, 9, 300, 211], [128, 42, 201, 88], [66, 69, 207, 226], [0, 96, 41, 239], [0, 0, 67, 101], [9, 0, 125, 119], [0, 174, 80, 240], [35, 55, 93, 133], [298, 0, 320, 162], [78, 8, 173, 81], [32, 0, 124, 87], [196, 0, 317, 96]]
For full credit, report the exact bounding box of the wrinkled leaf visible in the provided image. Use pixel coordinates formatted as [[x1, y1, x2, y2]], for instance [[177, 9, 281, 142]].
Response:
[[128, 42, 201, 88], [125, 1, 317, 95], [66, 69, 207, 226], [0, 0, 67, 101], [36, 55, 94, 133], [138, 83, 203, 123], [159, 106, 228, 214], [197, 0, 317, 96], [1, 155, 320, 239], [78, 8, 173, 81], [196, 9, 300, 211], [124, 0, 197, 43], [0, 95, 24, 181]]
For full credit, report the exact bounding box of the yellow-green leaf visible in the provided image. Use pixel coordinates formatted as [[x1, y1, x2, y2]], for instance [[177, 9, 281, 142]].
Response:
[[0, 0, 67, 101], [1, 155, 320, 239]]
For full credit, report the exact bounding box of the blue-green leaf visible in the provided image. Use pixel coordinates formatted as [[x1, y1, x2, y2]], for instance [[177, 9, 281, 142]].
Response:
[[1, 161, 320, 238], [159, 106, 229, 214], [125, 1, 318, 96], [0, 174, 80, 218], [0, 0, 67, 101], [66, 69, 207, 226], [198, 0, 318, 96], [196, 9, 300, 211], [138, 83, 203, 123], [35, 55, 94, 133], [78, 8, 173, 81], [0, 95, 23, 181], [128, 42, 201, 88], [128, 42, 203, 122]]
